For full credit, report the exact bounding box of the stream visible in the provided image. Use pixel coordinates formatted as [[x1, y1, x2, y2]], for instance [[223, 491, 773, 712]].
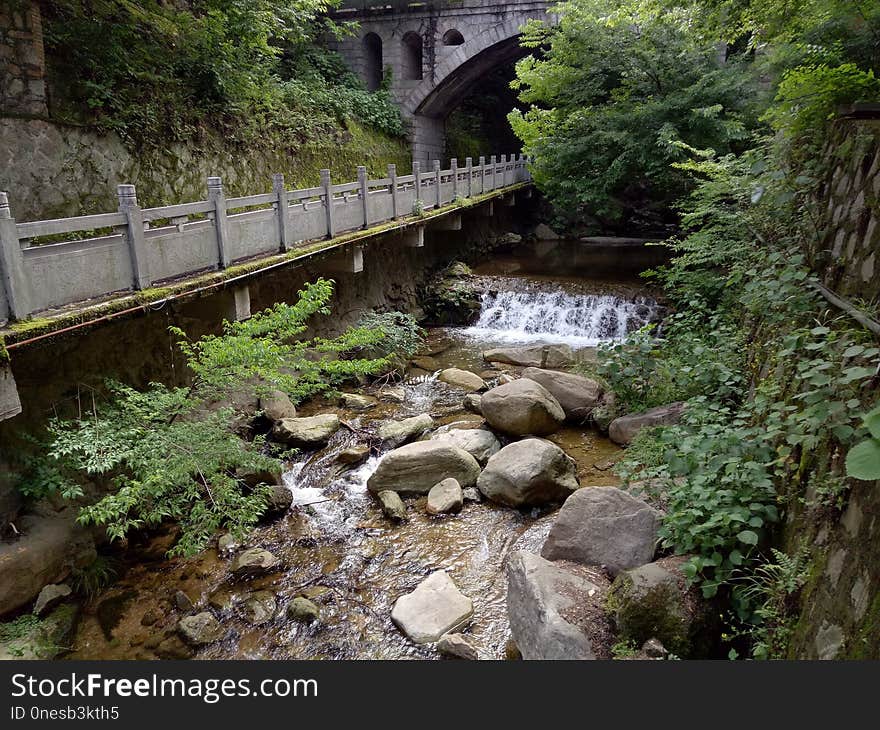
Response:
[[67, 248, 664, 660]]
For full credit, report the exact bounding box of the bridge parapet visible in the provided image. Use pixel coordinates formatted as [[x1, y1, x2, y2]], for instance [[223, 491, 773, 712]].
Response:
[[0, 155, 530, 325]]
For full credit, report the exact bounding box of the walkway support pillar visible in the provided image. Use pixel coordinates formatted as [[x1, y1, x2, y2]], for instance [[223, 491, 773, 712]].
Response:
[[466, 157, 473, 198], [358, 165, 369, 228], [389, 163, 399, 220], [117, 184, 151, 288], [207, 177, 230, 269], [320, 169, 336, 238], [0, 192, 31, 320], [273, 173, 290, 251]]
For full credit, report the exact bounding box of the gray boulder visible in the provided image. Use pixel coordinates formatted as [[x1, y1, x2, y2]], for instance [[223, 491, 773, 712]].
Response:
[[242, 590, 276, 625], [391, 571, 473, 644], [521, 367, 603, 421], [0, 510, 95, 617], [427, 478, 464, 515], [506, 552, 611, 660], [377, 413, 434, 447], [463, 393, 482, 414], [429, 428, 501, 466], [480, 379, 565, 436], [230, 548, 281, 578], [377, 490, 408, 522], [437, 632, 480, 660], [287, 596, 320, 623], [541, 487, 661, 575], [272, 414, 340, 446], [607, 556, 717, 658], [337, 444, 370, 465], [608, 402, 687, 445], [33, 584, 72, 617], [339, 393, 378, 411], [262, 485, 293, 517], [177, 612, 224, 646], [259, 390, 297, 422], [438, 368, 486, 392], [483, 344, 574, 369], [477, 439, 579, 507], [367, 441, 481, 495]]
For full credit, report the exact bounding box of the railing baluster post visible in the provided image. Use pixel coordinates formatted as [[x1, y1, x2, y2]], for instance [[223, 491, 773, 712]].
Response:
[[478, 156, 485, 195], [433, 159, 441, 208], [207, 177, 230, 268], [273, 173, 290, 252], [413, 161, 422, 211], [388, 163, 399, 220], [357, 165, 369, 229], [450, 158, 458, 200], [490, 155, 497, 191], [466, 157, 473, 198], [0, 192, 30, 319], [117, 184, 151, 289], [320, 169, 335, 238]]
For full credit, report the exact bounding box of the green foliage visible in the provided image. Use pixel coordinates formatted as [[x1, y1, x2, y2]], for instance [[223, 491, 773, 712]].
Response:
[[509, 0, 760, 224], [610, 639, 640, 659], [21, 280, 395, 556], [70, 556, 120, 600], [42, 1, 403, 144], [354, 311, 425, 361], [845, 406, 880, 481]]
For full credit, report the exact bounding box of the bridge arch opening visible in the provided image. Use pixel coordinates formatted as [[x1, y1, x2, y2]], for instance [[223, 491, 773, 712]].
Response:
[[363, 33, 383, 91], [442, 29, 465, 46], [401, 31, 423, 81]]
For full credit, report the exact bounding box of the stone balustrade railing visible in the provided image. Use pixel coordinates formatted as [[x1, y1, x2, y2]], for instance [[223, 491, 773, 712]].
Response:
[[0, 153, 530, 323]]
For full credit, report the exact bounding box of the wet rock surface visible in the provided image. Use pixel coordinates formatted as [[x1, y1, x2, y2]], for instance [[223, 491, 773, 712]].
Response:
[[480, 379, 566, 436], [478, 439, 579, 507], [391, 571, 474, 644], [367, 441, 481, 495]]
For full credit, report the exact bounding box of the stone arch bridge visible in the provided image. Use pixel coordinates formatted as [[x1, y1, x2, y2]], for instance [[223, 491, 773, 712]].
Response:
[[331, 0, 554, 162]]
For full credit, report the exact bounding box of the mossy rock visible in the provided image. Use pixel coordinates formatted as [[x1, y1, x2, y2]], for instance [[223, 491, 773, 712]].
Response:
[[606, 556, 718, 658]]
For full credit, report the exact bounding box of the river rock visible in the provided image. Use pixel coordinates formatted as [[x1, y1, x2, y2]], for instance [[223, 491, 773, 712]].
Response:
[[235, 464, 283, 489], [480, 379, 565, 436], [287, 596, 320, 623], [534, 223, 562, 240], [463, 393, 482, 414], [437, 632, 480, 660], [391, 571, 474, 643], [173, 589, 195, 612], [368, 441, 481, 495], [521, 367, 603, 421], [438, 368, 486, 392], [272, 414, 340, 446], [242, 590, 276, 625], [177, 612, 224, 646], [377, 413, 434, 447], [262, 485, 293, 517], [462, 487, 482, 503], [337, 444, 370, 465], [483, 344, 574, 369], [506, 552, 611, 660], [0, 510, 95, 617], [339, 393, 378, 411], [33, 584, 72, 617], [426, 478, 463, 515], [429, 428, 501, 466], [477, 439, 578, 507], [607, 556, 716, 658], [259, 390, 297, 422], [541, 487, 661, 575], [379, 386, 406, 403], [608, 402, 687, 445], [217, 533, 238, 554], [377, 490, 408, 521], [411, 356, 439, 371], [230, 548, 281, 578]]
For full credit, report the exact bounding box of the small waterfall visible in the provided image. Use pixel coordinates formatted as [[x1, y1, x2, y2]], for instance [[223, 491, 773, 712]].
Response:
[[461, 289, 662, 347]]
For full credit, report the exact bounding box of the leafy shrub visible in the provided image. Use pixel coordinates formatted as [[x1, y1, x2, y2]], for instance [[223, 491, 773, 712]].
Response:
[[354, 311, 425, 361]]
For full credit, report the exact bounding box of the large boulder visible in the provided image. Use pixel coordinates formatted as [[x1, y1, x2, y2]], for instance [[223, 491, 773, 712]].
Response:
[[0, 510, 95, 617], [260, 485, 292, 519], [438, 368, 486, 392], [426, 479, 463, 515], [480, 379, 565, 436], [368, 441, 481, 495], [506, 552, 612, 660], [608, 402, 687, 445], [521, 368, 603, 421], [483, 344, 574, 369], [177, 612, 224, 646], [477, 439, 578, 507], [391, 571, 473, 643], [33, 584, 72, 617], [339, 393, 378, 412], [377, 414, 434, 448], [258, 390, 297, 422], [607, 556, 717, 658], [541, 487, 661, 575], [272, 414, 340, 447], [429, 428, 501, 466]]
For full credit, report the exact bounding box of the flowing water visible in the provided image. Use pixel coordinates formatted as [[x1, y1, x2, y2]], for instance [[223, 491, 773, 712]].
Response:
[[67, 255, 661, 661]]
